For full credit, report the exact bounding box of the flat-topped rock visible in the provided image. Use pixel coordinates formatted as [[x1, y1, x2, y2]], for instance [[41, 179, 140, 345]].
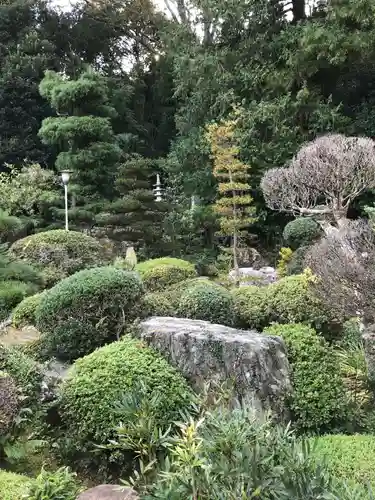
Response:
[[77, 485, 139, 499], [138, 317, 291, 415]]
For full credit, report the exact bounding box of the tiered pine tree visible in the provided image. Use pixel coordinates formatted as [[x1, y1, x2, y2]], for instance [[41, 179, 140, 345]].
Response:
[[206, 116, 256, 276], [38, 68, 121, 229], [100, 154, 169, 256]]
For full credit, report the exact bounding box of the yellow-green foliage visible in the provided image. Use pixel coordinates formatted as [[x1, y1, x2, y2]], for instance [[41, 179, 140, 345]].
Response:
[[12, 292, 45, 328], [136, 257, 197, 292], [277, 247, 293, 278], [0, 470, 34, 499], [312, 435, 375, 487]]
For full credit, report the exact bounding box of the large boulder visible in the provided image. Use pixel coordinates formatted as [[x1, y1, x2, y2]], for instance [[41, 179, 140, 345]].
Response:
[[138, 317, 291, 415], [229, 266, 277, 287], [77, 485, 139, 499]]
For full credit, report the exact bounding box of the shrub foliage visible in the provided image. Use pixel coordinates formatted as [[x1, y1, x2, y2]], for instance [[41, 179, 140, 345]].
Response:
[[0, 280, 38, 321], [12, 292, 44, 328], [136, 257, 197, 291], [283, 217, 322, 250]]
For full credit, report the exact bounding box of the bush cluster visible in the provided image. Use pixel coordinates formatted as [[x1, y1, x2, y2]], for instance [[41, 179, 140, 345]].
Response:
[[0, 280, 38, 321], [9, 229, 108, 287], [36, 266, 144, 361], [136, 257, 197, 291], [12, 292, 45, 328], [0, 470, 34, 500], [283, 217, 322, 250], [265, 323, 346, 432], [58, 335, 194, 470]]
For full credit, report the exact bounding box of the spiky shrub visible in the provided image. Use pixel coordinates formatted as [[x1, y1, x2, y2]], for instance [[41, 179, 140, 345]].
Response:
[[9, 229, 109, 287], [136, 257, 197, 292], [265, 323, 346, 432], [0, 372, 20, 435], [35, 267, 144, 362], [0, 470, 34, 500], [177, 283, 234, 326], [58, 336, 194, 472], [283, 218, 322, 250], [12, 292, 45, 328], [0, 280, 38, 321]]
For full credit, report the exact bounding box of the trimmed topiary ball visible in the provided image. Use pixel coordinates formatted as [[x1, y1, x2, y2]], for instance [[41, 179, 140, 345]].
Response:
[[264, 323, 346, 432], [0, 280, 38, 321], [12, 292, 45, 328], [283, 218, 322, 250], [232, 285, 270, 330], [58, 335, 194, 469], [35, 266, 144, 361], [136, 257, 197, 292], [177, 283, 234, 326], [0, 371, 20, 435], [9, 229, 110, 287], [140, 291, 176, 318]]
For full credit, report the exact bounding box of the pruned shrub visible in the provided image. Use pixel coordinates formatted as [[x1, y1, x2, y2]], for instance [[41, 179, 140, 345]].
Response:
[[12, 292, 45, 328], [140, 291, 176, 317], [177, 282, 234, 325], [232, 285, 270, 330], [0, 371, 20, 434], [264, 323, 346, 432], [9, 229, 109, 287], [0, 470, 34, 500], [136, 257, 197, 291], [58, 336, 194, 471], [36, 267, 144, 361], [283, 217, 322, 250], [0, 280, 38, 321]]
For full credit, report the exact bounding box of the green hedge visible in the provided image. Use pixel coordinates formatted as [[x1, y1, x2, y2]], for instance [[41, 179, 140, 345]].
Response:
[[140, 291, 176, 317], [58, 336, 194, 468], [178, 282, 234, 325], [283, 218, 322, 250], [136, 257, 197, 291], [312, 434, 375, 488], [9, 229, 109, 287], [12, 292, 45, 328], [36, 266, 144, 361], [265, 324, 346, 432], [0, 470, 34, 500], [0, 280, 38, 321]]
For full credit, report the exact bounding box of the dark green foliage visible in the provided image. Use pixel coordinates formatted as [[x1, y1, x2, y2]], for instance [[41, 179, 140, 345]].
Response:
[[58, 335, 194, 469], [0, 372, 19, 435], [0, 280, 38, 321], [136, 257, 197, 292], [177, 283, 234, 326], [26, 467, 80, 500], [9, 229, 108, 287], [140, 291, 176, 318], [283, 218, 322, 250], [12, 292, 44, 328], [265, 324, 346, 432], [0, 344, 43, 403], [36, 266, 144, 361], [286, 245, 309, 276], [232, 285, 269, 330]]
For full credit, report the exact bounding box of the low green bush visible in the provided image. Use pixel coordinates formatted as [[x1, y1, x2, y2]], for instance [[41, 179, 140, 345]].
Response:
[[232, 285, 269, 330], [0, 344, 43, 403], [178, 283, 234, 325], [136, 257, 197, 291], [0, 470, 34, 500], [36, 267, 144, 361], [12, 292, 45, 328], [312, 434, 375, 488], [9, 229, 109, 287], [283, 217, 322, 250], [0, 280, 38, 321], [265, 323, 346, 432], [58, 336, 194, 471], [26, 467, 81, 500], [140, 291, 176, 317]]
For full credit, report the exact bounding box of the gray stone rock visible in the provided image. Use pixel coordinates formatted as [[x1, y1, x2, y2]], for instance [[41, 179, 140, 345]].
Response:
[[40, 359, 70, 402], [228, 266, 277, 287], [362, 325, 375, 383], [77, 485, 139, 500], [138, 317, 291, 415]]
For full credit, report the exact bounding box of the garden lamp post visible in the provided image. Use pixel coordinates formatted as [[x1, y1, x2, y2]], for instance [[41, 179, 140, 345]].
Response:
[[61, 170, 72, 231]]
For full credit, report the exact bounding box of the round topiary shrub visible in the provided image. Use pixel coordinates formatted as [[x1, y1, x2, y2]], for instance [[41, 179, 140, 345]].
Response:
[[140, 291, 176, 318], [232, 286, 270, 330], [264, 323, 346, 432], [0, 371, 20, 435], [12, 292, 45, 328], [136, 257, 197, 292], [177, 283, 234, 326], [283, 218, 322, 250], [58, 336, 194, 468], [0, 280, 38, 321], [9, 229, 109, 287], [35, 267, 144, 361], [0, 470, 34, 500]]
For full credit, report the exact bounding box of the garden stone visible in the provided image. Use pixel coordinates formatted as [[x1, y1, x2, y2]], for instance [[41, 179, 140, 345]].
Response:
[[77, 485, 139, 500], [228, 266, 277, 287], [40, 359, 70, 402], [362, 325, 375, 383], [138, 317, 291, 416]]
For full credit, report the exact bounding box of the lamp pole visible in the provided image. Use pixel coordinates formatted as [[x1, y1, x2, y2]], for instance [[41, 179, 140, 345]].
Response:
[[61, 171, 71, 231]]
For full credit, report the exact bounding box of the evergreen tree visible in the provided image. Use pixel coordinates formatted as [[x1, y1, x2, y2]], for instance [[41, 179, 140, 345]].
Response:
[[206, 116, 256, 275], [100, 154, 168, 255]]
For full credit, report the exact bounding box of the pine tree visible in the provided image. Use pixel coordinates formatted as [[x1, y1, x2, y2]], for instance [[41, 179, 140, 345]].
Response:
[[206, 116, 256, 276], [100, 154, 168, 255]]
